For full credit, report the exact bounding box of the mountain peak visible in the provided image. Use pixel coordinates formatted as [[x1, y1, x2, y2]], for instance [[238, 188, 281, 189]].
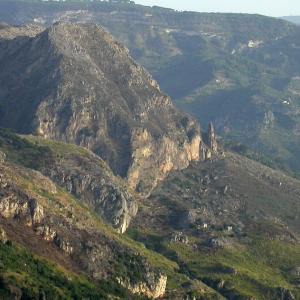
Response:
[[0, 22, 202, 194]]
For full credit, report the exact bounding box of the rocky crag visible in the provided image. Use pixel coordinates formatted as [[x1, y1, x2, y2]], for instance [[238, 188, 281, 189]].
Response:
[[2, 0, 300, 177]]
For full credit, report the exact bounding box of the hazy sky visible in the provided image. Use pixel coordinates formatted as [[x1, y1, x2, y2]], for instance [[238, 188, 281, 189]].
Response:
[[134, 0, 299, 17]]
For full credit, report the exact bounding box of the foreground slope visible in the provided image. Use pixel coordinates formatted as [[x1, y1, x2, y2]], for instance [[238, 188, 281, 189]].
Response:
[[0, 22, 202, 195], [0, 129, 223, 299], [129, 152, 300, 299], [1, 131, 299, 299]]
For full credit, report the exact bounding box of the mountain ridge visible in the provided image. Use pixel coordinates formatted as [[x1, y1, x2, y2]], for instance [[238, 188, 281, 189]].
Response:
[[1, 0, 299, 176]]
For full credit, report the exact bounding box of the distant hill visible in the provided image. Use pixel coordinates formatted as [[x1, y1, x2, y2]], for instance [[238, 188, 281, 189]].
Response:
[[281, 16, 300, 24]]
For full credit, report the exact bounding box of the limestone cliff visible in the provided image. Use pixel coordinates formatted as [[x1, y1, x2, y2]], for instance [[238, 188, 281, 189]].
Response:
[[0, 22, 201, 195]]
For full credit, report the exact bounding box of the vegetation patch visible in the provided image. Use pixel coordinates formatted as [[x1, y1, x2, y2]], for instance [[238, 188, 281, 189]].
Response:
[[0, 241, 135, 299]]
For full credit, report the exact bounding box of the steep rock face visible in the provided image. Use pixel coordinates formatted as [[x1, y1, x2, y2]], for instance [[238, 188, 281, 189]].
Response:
[[0, 22, 201, 194], [128, 127, 201, 193], [0, 169, 47, 227], [201, 123, 219, 160]]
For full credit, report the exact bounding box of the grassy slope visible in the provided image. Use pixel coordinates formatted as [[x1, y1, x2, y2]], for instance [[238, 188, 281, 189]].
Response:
[[167, 238, 300, 300]]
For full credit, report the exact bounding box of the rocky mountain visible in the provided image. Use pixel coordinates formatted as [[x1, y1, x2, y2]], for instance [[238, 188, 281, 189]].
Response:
[[0, 22, 203, 196], [2, 0, 300, 175]]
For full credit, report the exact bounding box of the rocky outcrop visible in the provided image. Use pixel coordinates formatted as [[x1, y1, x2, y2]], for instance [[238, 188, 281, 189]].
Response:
[[0, 22, 201, 195], [28, 198, 44, 225], [171, 232, 189, 244], [36, 224, 57, 241], [54, 235, 73, 255], [208, 122, 218, 153], [41, 149, 138, 233], [117, 270, 167, 299], [201, 122, 219, 160], [277, 288, 296, 300], [0, 168, 72, 255], [35, 222, 73, 255], [0, 163, 61, 229], [0, 185, 45, 227], [0, 129, 137, 233], [83, 238, 168, 298]]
